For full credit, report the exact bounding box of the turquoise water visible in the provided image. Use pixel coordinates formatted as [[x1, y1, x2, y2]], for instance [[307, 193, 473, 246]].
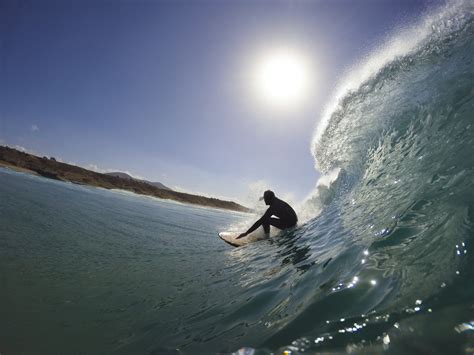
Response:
[[2, 1, 474, 354], [0, 168, 250, 353]]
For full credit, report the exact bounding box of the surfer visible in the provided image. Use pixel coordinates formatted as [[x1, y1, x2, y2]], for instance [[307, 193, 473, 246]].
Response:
[[237, 190, 297, 239]]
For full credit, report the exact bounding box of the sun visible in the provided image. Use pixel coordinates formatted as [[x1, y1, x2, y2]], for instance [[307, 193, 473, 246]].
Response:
[[254, 49, 312, 109]]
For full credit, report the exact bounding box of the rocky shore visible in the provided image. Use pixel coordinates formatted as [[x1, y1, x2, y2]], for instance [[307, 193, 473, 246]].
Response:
[[0, 146, 251, 213]]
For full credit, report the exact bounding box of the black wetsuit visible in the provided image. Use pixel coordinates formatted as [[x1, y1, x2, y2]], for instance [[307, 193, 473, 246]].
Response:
[[245, 197, 298, 234]]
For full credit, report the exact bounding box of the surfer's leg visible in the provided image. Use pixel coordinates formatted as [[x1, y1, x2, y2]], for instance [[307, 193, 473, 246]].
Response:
[[262, 216, 278, 233], [263, 217, 289, 233], [269, 217, 287, 230], [262, 218, 271, 234]]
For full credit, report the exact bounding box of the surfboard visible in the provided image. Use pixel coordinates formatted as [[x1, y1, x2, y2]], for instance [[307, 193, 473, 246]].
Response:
[[218, 229, 274, 247], [219, 232, 259, 247]]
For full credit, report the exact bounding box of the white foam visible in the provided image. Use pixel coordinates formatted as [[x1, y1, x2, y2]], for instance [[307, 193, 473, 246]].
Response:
[[297, 168, 342, 223]]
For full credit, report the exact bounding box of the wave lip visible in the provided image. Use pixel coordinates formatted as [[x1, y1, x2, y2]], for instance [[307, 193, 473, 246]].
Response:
[[311, 0, 473, 174]]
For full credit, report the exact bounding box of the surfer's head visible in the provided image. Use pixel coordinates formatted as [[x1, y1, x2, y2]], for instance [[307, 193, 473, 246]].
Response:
[[263, 190, 275, 205]]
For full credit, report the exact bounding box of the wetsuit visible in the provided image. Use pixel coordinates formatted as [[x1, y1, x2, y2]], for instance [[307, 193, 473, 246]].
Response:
[[245, 197, 298, 235]]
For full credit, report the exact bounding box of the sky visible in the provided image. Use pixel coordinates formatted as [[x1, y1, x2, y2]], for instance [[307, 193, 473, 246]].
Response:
[[0, 0, 444, 206]]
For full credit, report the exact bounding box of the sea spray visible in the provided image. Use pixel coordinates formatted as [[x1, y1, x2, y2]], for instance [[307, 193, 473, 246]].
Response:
[[297, 168, 342, 223]]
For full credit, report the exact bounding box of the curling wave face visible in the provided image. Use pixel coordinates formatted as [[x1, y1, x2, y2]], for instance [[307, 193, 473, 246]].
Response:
[[309, 0, 474, 305]]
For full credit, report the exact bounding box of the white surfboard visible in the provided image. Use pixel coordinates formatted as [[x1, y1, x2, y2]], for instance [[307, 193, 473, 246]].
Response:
[[218, 231, 264, 247], [218, 227, 281, 247]]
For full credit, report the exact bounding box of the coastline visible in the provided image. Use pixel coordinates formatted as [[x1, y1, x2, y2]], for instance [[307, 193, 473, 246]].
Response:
[[0, 146, 251, 213], [0, 160, 39, 175]]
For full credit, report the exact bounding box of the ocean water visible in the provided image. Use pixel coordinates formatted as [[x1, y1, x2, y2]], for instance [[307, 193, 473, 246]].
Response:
[[1, 168, 251, 354], [2, 1, 474, 354]]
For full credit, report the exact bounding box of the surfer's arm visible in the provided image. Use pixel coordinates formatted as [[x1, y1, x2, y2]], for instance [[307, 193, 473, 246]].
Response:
[[237, 208, 272, 238]]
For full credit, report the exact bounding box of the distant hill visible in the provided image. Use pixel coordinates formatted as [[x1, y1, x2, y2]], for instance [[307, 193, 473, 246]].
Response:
[[105, 172, 173, 191], [0, 146, 251, 213]]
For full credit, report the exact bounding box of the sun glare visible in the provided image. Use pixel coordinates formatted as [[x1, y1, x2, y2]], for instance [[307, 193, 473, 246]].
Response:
[[254, 49, 312, 110]]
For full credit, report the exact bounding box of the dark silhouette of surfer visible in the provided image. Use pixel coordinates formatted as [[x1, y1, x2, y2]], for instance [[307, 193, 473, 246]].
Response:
[[237, 190, 297, 239]]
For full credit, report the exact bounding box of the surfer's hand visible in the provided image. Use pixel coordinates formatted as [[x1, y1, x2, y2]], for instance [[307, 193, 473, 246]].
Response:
[[237, 232, 247, 239]]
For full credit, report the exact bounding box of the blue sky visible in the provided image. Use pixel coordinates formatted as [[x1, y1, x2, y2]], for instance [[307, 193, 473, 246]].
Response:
[[1, 0, 443, 205]]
